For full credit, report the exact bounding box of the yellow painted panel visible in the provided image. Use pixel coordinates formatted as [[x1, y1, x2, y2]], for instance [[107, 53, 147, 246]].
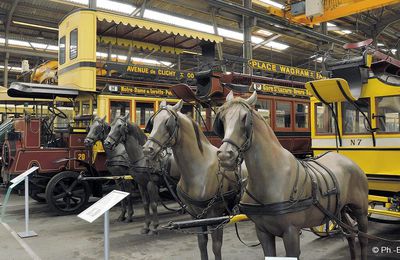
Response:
[[305, 78, 355, 103]]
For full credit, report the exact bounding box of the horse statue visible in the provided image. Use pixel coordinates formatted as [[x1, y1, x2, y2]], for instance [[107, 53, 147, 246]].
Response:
[[215, 91, 369, 259], [143, 100, 247, 260], [84, 116, 135, 222], [104, 113, 178, 235]]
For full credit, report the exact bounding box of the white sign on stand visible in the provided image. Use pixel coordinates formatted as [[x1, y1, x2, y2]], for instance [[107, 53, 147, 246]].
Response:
[[78, 190, 129, 260], [11, 166, 39, 238]]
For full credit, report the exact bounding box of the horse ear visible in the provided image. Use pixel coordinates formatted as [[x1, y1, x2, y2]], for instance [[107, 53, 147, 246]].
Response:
[[171, 100, 183, 112], [226, 90, 234, 102], [213, 112, 224, 138], [160, 100, 167, 108], [245, 91, 257, 106], [123, 112, 130, 121]]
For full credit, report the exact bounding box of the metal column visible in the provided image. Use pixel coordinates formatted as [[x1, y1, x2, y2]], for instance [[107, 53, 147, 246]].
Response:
[[211, 8, 225, 72], [243, 0, 252, 75]]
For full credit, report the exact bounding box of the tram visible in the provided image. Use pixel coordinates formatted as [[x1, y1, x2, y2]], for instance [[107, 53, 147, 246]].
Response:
[[306, 46, 400, 219]]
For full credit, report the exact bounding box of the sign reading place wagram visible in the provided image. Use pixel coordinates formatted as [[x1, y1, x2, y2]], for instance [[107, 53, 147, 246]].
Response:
[[250, 83, 311, 97], [248, 59, 325, 80]]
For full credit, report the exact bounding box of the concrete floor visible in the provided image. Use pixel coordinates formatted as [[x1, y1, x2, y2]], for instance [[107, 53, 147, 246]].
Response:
[[1, 188, 399, 260]]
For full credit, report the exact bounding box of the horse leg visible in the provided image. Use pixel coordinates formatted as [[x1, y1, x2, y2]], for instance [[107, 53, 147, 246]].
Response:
[[341, 209, 356, 260], [351, 206, 368, 260], [116, 180, 126, 222], [282, 225, 301, 257], [197, 226, 209, 260], [147, 181, 160, 235], [138, 185, 151, 234], [256, 225, 276, 256], [210, 226, 223, 260], [124, 180, 134, 223]]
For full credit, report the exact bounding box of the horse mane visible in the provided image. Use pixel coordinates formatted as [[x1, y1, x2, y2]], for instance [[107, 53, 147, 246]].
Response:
[[93, 117, 110, 135], [218, 98, 267, 125], [187, 115, 203, 154], [127, 122, 147, 145]]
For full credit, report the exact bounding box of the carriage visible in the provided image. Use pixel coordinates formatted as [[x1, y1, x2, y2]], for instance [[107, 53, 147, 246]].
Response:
[[306, 44, 400, 220]]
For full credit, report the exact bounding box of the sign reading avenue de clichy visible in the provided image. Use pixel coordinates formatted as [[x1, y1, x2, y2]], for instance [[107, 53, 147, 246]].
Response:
[[248, 59, 325, 80]]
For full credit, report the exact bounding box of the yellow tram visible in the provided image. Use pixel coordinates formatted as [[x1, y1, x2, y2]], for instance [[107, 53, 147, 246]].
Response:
[[306, 51, 400, 219]]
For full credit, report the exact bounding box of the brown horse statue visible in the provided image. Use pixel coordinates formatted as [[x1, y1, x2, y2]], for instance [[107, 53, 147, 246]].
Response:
[[143, 100, 247, 260], [84, 116, 135, 222], [104, 113, 180, 235], [215, 91, 369, 259]]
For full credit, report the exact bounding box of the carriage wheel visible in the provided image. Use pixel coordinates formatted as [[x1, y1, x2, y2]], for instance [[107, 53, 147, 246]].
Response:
[[45, 171, 91, 215], [310, 220, 338, 237]]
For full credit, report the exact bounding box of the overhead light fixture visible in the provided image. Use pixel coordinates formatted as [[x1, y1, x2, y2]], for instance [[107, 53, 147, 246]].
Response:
[[13, 20, 58, 31], [265, 41, 289, 50], [256, 29, 273, 37], [97, 0, 136, 14], [258, 0, 284, 9], [377, 43, 384, 46], [333, 29, 352, 35]]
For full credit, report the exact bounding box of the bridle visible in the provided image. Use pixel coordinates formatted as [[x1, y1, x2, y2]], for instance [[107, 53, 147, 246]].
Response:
[[85, 119, 107, 145], [219, 103, 254, 165], [106, 117, 128, 148], [146, 108, 180, 156]]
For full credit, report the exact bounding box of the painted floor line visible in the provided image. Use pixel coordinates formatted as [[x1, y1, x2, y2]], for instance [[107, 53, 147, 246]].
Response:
[[1, 222, 42, 260]]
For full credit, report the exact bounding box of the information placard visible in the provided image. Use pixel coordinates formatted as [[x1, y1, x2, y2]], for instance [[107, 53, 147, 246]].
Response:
[[10, 166, 39, 188], [78, 190, 129, 223]]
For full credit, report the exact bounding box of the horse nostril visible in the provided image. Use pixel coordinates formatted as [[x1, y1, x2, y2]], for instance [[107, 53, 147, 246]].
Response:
[[217, 150, 232, 161]]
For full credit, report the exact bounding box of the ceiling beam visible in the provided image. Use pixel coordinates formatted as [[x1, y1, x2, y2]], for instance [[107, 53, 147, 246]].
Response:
[[207, 0, 346, 45]]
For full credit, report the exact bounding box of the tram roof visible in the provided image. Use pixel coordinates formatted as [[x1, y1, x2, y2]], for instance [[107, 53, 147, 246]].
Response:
[[8, 83, 79, 100]]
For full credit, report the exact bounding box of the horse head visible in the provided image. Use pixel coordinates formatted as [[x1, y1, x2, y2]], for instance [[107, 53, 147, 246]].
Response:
[[104, 113, 130, 150], [84, 116, 107, 147], [142, 100, 182, 159], [215, 91, 257, 170]]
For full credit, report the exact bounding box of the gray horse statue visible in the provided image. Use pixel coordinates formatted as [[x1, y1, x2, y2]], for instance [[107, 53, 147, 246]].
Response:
[[104, 113, 176, 235], [143, 100, 247, 260], [215, 91, 369, 259], [84, 116, 135, 222]]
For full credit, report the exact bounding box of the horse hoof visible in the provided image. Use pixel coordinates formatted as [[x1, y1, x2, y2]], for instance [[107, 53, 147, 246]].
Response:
[[148, 230, 159, 236], [140, 228, 150, 234], [124, 218, 133, 223], [118, 216, 126, 222]]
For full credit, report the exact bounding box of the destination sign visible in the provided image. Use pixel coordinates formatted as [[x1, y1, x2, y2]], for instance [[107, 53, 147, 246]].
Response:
[[104, 63, 195, 81], [250, 83, 311, 97], [119, 86, 174, 97], [248, 59, 325, 79]]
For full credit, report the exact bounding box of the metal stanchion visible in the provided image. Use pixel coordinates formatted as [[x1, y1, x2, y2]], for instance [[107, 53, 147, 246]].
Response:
[[104, 210, 110, 260], [17, 176, 37, 238]]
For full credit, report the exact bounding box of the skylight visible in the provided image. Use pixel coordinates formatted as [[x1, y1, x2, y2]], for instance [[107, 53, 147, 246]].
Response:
[[0, 37, 58, 51], [63, 0, 88, 4], [259, 0, 284, 9], [264, 41, 289, 50], [0, 65, 23, 72], [97, 0, 136, 15], [377, 43, 384, 46], [256, 29, 274, 37]]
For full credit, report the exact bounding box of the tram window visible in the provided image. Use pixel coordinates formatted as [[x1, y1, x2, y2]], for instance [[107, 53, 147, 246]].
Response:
[[275, 101, 292, 129], [255, 100, 271, 125], [110, 101, 130, 122], [70, 29, 78, 60], [342, 98, 370, 134], [315, 103, 335, 134], [135, 102, 154, 127], [295, 103, 309, 129], [59, 36, 66, 65], [376, 96, 400, 133]]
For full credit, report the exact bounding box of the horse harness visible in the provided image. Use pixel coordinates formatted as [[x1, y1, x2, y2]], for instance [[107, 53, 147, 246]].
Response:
[[215, 103, 341, 223]]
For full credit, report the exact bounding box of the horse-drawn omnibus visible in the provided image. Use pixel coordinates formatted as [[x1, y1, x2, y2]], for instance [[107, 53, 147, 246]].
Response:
[[1, 8, 221, 215], [306, 47, 400, 220]]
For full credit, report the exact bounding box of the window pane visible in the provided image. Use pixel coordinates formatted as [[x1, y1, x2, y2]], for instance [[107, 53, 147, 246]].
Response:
[[342, 98, 370, 134], [182, 104, 194, 119], [59, 36, 66, 65], [135, 102, 154, 126], [295, 103, 309, 129], [110, 101, 130, 122], [255, 100, 271, 125], [377, 96, 400, 132], [70, 29, 78, 60], [276, 101, 291, 128], [316, 103, 335, 134]]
